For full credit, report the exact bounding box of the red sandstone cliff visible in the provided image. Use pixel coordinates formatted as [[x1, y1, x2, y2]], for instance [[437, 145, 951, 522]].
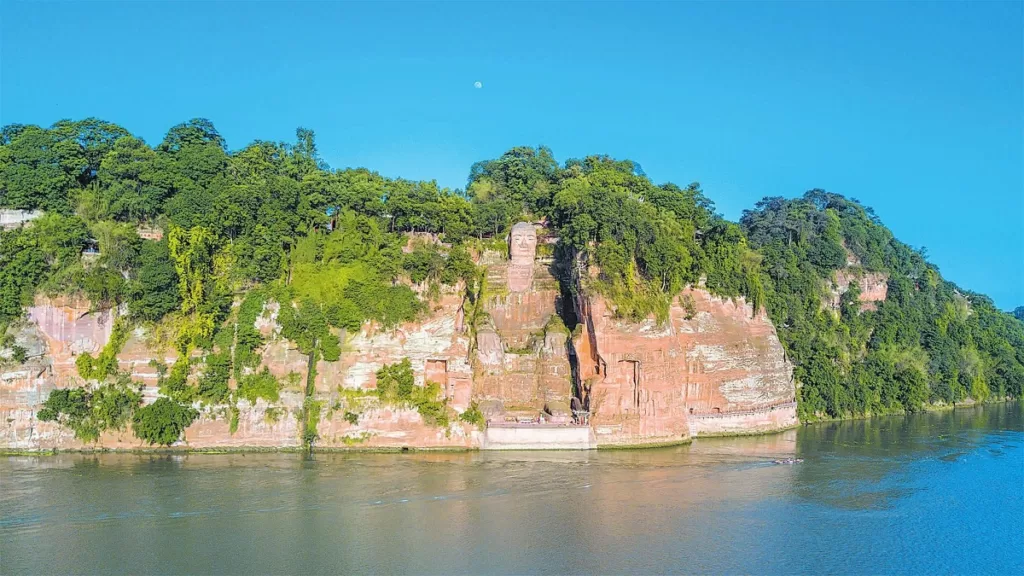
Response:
[[2, 233, 798, 451], [573, 287, 798, 444]]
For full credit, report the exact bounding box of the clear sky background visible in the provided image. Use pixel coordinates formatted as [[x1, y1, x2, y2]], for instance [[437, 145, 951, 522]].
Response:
[[2, 1, 1021, 308]]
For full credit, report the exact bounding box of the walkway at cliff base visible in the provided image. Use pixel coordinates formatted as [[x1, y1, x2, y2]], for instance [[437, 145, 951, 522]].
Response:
[[481, 422, 597, 450]]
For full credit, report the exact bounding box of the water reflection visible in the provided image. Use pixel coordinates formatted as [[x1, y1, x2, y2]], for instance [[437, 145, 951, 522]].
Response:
[[2, 403, 1020, 575]]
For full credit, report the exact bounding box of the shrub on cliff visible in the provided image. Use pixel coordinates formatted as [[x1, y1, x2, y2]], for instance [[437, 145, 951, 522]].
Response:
[[159, 359, 195, 403], [459, 402, 485, 428], [38, 376, 142, 442], [197, 352, 230, 404], [38, 387, 96, 440], [132, 398, 199, 446], [412, 382, 449, 428], [375, 359, 451, 428], [76, 319, 130, 381], [236, 368, 280, 404], [375, 358, 415, 400]]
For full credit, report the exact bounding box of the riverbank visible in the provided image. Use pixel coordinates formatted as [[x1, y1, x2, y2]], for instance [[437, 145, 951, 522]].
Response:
[[797, 397, 1014, 425], [10, 400, 1006, 456]]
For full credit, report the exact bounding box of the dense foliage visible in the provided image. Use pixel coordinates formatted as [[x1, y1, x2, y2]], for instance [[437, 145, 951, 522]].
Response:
[[375, 358, 450, 427], [4, 117, 1020, 431], [742, 191, 1024, 418], [37, 375, 142, 442]]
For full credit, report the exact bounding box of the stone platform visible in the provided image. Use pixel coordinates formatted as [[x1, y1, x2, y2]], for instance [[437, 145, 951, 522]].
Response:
[[481, 423, 597, 450]]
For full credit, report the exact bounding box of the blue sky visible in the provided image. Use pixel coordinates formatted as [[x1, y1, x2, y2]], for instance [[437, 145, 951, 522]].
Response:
[[2, 1, 1021, 308]]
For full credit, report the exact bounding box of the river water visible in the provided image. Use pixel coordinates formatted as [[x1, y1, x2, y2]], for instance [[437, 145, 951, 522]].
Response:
[[2, 403, 1021, 575]]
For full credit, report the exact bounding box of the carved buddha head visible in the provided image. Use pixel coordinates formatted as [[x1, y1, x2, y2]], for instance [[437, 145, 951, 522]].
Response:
[[509, 222, 538, 265]]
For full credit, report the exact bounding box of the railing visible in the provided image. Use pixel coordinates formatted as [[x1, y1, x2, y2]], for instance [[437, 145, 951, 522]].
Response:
[[689, 401, 796, 419]]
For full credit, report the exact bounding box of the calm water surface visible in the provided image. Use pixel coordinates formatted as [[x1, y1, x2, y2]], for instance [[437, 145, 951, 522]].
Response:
[[2, 403, 1021, 575]]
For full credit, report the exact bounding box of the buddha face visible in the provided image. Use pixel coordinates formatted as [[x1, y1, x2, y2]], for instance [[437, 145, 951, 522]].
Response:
[[509, 222, 538, 264]]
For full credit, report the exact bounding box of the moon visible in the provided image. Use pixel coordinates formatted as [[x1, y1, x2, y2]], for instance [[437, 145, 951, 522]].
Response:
[[474, 81, 483, 89]]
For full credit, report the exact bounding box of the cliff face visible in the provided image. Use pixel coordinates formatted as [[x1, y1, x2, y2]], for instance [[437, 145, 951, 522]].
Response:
[[1, 229, 798, 451], [2, 294, 477, 451], [573, 287, 797, 444]]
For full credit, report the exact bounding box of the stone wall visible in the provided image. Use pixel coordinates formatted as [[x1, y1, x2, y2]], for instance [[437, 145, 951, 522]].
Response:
[[687, 402, 798, 436], [0, 209, 42, 229]]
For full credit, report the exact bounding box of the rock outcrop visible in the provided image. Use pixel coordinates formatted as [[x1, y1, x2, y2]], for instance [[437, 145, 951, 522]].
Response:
[[826, 269, 889, 312], [573, 287, 797, 445]]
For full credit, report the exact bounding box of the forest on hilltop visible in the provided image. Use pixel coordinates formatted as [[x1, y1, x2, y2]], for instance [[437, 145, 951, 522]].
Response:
[[1, 118, 1021, 442]]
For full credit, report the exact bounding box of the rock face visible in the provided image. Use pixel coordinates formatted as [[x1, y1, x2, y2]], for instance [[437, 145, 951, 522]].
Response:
[[27, 296, 114, 371], [573, 287, 797, 444], [1, 228, 798, 451], [827, 269, 889, 312]]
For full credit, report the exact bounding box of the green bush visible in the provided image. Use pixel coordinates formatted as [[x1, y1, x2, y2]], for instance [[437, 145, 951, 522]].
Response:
[[236, 367, 280, 404], [38, 377, 142, 442], [159, 358, 194, 403], [197, 352, 230, 404], [375, 358, 415, 400], [374, 360, 451, 428], [38, 387, 97, 441], [412, 382, 449, 428], [92, 375, 144, 432], [458, 401, 485, 428], [132, 397, 199, 446]]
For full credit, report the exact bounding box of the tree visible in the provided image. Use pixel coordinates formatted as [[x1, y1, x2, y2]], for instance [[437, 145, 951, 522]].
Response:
[[0, 227, 47, 327], [38, 377, 141, 442], [0, 125, 82, 212], [129, 239, 181, 322], [279, 299, 341, 396], [95, 135, 169, 221], [197, 352, 231, 404]]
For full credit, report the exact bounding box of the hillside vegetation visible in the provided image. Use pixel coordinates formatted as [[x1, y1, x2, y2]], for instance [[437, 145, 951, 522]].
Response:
[[1, 118, 1020, 440]]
